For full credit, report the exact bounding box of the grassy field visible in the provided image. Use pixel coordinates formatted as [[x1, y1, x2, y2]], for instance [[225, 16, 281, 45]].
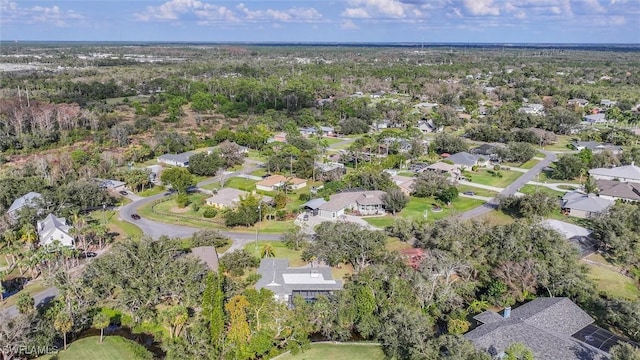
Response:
[[457, 185, 499, 197], [224, 177, 258, 191], [90, 210, 143, 241], [385, 237, 414, 252], [585, 254, 639, 301], [137, 186, 166, 197], [364, 196, 484, 228], [502, 158, 540, 169], [518, 184, 565, 197], [244, 241, 307, 267], [536, 171, 582, 184], [277, 343, 384, 360], [37, 336, 152, 360], [543, 135, 573, 151], [467, 169, 522, 188]]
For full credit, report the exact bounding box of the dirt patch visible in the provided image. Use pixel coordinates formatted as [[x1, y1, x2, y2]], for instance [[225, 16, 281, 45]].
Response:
[[170, 206, 191, 213]]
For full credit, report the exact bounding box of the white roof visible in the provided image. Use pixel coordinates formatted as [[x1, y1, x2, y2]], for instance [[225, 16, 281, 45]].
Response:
[[541, 219, 592, 239], [282, 273, 337, 285], [589, 164, 640, 181], [8, 192, 42, 213]]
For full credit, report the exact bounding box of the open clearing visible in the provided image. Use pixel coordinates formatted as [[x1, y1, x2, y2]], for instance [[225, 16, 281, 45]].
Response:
[[276, 343, 384, 360]]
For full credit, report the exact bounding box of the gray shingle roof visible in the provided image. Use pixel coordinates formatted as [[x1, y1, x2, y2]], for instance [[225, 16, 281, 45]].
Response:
[[561, 191, 614, 213], [255, 258, 342, 298], [466, 298, 608, 360], [7, 192, 42, 214], [158, 152, 193, 164], [318, 190, 386, 212], [447, 152, 482, 167], [597, 179, 640, 201]]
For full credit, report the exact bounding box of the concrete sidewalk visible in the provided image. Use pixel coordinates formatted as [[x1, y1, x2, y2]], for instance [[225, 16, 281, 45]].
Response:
[[458, 180, 504, 192]]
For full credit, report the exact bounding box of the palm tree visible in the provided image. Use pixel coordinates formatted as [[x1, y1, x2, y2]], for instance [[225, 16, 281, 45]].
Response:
[[54, 310, 74, 350], [260, 244, 275, 258], [2, 229, 19, 266], [467, 299, 490, 314], [20, 223, 38, 250], [92, 313, 111, 343]]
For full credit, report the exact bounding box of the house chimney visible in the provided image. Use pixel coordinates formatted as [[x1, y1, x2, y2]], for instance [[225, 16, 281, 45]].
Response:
[[503, 307, 511, 319]]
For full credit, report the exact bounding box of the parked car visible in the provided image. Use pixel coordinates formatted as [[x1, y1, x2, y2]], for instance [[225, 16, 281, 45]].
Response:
[[84, 252, 97, 258], [119, 190, 128, 196], [463, 191, 475, 196], [303, 214, 309, 221], [262, 173, 272, 179], [130, 213, 141, 220]]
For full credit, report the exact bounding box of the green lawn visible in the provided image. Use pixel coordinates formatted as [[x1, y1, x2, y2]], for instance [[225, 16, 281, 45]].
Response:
[[247, 149, 268, 162], [137, 186, 166, 197], [585, 254, 639, 301], [456, 185, 499, 198], [543, 135, 573, 151], [466, 169, 522, 188], [244, 241, 307, 267], [537, 171, 582, 184], [518, 184, 565, 197], [91, 210, 143, 240], [502, 158, 540, 169], [37, 336, 152, 360], [385, 237, 414, 252], [223, 177, 258, 191], [322, 137, 344, 146], [364, 197, 484, 228], [277, 343, 384, 360], [251, 168, 268, 177]]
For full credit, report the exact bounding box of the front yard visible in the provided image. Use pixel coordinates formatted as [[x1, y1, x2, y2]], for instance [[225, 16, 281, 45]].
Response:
[[363, 196, 484, 228], [466, 169, 522, 188], [518, 184, 565, 197]]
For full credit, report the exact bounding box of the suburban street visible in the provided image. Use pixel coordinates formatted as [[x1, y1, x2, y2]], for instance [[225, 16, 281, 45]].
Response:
[[1, 287, 59, 320], [460, 150, 558, 219]]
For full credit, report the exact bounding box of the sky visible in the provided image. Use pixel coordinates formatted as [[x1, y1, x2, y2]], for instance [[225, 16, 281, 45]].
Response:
[[1, 0, 639, 43]]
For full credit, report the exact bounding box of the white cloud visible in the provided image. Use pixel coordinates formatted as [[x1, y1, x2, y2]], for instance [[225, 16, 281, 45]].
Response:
[[463, 0, 500, 16], [345, 0, 409, 18], [1, 0, 84, 27], [342, 7, 371, 18], [136, 1, 320, 24], [341, 19, 359, 29]]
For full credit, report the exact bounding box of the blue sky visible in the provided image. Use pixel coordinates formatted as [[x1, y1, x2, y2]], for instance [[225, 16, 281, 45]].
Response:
[[1, 0, 639, 43]]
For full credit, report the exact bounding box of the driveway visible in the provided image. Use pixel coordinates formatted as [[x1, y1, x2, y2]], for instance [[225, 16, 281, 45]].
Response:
[[460, 150, 557, 220]]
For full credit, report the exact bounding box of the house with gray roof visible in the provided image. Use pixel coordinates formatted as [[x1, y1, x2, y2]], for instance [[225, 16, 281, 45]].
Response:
[[37, 213, 74, 248], [596, 179, 640, 203], [447, 152, 490, 169], [255, 258, 342, 307], [318, 190, 387, 219], [540, 219, 597, 257], [157, 152, 194, 167], [589, 164, 640, 183], [205, 188, 272, 209], [301, 198, 326, 216], [189, 246, 219, 271], [583, 113, 608, 124], [561, 191, 614, 218], [570, 141, 623, 155], [7, 191, 43, 221], [466, 297, 608, 360]]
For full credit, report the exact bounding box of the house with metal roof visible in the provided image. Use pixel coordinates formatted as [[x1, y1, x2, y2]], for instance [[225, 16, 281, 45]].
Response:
[[301, 198, 327, 216], [255, 258, 343, 307], [157, 152, 194, 167], [596, 179, 640, 203], [37, 213, 75, 248], [318, 190, 387, 219], [466, 297, 608, 360], [561, 191, 614, 218], [589, 164, 640, 183], [7, 191, 43, 221]]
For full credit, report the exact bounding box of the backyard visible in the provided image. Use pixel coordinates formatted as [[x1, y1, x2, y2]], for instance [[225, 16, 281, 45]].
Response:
[[276, 343, 384, 360], [244, 241, 306, 267], [363, 196, 484, 228], [584, 254, 639, 301]]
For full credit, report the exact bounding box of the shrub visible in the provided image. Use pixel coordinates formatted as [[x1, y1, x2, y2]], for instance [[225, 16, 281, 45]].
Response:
[[202, 207, 218, 218], [191, 229, 230, 248], [176, 194, 190, 208], [191, 201, 201, 212], [299, 193, 311, 201]]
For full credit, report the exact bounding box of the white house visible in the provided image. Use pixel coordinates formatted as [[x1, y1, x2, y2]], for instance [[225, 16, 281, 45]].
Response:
[[589, 164, 640, 183], [256, 175, 307, 192], [37, 213, 75, 248], [157, 152, 193, 167], [318, 190, 386, 219]]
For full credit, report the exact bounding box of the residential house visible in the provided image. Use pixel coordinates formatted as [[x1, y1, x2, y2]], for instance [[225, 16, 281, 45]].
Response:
[[7, 192, 43, 221], [424, 162, 461, 183], [318, 190, 387, 219], [413, 102, 439, 112], [256, 175, 307, 192], [392, 175, 415, 196], [567, 98, 589, 108], [146, 165, 162, 183], [205, 188, 274, 209], [299, 126, 336, 138], [583, 113, 608, 124], [589, 164, 640, 183], [255, 258, 343, 307], [540, 219, 597, 257], [416, 119, 442, 133], [465, 297, 608, 360], [301, 198, 327, 216], [189, 246, 219, 271], [596, 179, 640, 203], [98, 179, 127, 191], [600, 99, 617, 108], [372, 119, 389, 131], [268, 132, 288, 143], [518, 103, 545, 115], [561, 191, 614, 218], [446, 152, 490, 169], [314, 162, 345, 181], [37, 213, 75, 248], [571, 141, 623, 155], [157, 152, 193, 167], [471, 144, 500, 157]]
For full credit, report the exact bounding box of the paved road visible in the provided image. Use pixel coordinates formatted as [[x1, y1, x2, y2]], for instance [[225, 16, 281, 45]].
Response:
[[460, 150, 557, 220], [1, 287, 59, 319]]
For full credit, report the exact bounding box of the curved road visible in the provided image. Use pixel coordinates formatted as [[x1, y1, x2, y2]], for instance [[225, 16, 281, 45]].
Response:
[[460, 150, 557, 219]]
